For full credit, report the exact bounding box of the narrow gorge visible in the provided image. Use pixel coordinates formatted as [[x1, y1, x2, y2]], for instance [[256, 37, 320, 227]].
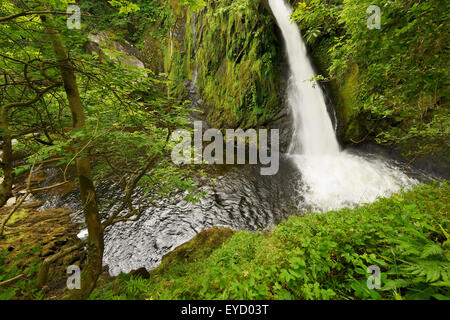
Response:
[[0, 0, 448, 301]]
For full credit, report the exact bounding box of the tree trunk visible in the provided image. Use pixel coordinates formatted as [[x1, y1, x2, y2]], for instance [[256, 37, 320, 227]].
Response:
[[49, 27, 104, 300], [0, 107, 14, 208]]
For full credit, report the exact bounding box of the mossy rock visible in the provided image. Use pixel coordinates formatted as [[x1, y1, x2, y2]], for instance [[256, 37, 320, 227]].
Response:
[[151, 227, 235, 275], [129, 267, 151, 279], [183, 0, 283, 129], [329, 64, 362, 143], [141, 34, 164, 74], [309, 37, 362, 144]]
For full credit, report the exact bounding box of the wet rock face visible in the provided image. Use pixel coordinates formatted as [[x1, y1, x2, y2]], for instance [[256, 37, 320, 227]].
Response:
[[141, 35, 164, 73], [266, 107, 293, 154], [129, 267, 150, 279]]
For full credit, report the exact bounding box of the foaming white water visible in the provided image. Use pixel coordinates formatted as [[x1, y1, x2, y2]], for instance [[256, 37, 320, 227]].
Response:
[[290, 152, 416, 211], [268, 0, 417, 211]]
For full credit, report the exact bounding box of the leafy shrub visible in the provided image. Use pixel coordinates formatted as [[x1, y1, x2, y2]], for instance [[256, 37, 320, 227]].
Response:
[[0, 245, 43, 300], [293, 0, 449, 159]]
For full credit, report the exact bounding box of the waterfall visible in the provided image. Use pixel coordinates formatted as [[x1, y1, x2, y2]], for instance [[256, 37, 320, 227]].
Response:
[[269, 0, 339, 155], [268, 0, 418, 211]]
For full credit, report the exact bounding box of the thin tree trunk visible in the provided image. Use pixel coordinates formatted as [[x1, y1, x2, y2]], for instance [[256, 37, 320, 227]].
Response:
[[0, 107, 14, 208], [48, 25, 104, 300]]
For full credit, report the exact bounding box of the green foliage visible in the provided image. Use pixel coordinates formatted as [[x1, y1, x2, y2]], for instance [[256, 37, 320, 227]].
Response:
[[93, 182, 449, 300], [190, 0, 282, 128], [293, 0, 449, 160], [79, 0, 174, 44], [1, 0, 204, 298], [2, 0, 203, 206], [0, 245, 43, 300], [76, 0, 283, 129], [90, 274, 151, 300], [292, 0, 342, 45], [180, 0, 206, 12], [108, 0, 140, 14]]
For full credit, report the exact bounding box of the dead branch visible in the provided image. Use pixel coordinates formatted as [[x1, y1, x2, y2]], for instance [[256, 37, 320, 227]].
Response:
[[0, 274, 24, 286]]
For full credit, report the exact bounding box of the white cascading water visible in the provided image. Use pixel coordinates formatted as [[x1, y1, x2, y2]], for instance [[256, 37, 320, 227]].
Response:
[[268, 0, 417, 211]]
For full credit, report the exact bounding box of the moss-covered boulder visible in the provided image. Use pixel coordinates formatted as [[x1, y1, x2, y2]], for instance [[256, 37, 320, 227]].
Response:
[[150, 227, 234, 276], [329, 64, 362, 143]]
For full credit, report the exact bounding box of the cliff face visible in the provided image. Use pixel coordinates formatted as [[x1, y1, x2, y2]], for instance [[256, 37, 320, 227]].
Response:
[[162, 0, 285, 130], [84, 0, 354, 146], [307, 37, 362, 145], [155, 0, 353, 144]]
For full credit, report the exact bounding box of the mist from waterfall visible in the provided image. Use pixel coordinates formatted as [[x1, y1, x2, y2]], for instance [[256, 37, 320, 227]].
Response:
[[268, 0, 417, 212]]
